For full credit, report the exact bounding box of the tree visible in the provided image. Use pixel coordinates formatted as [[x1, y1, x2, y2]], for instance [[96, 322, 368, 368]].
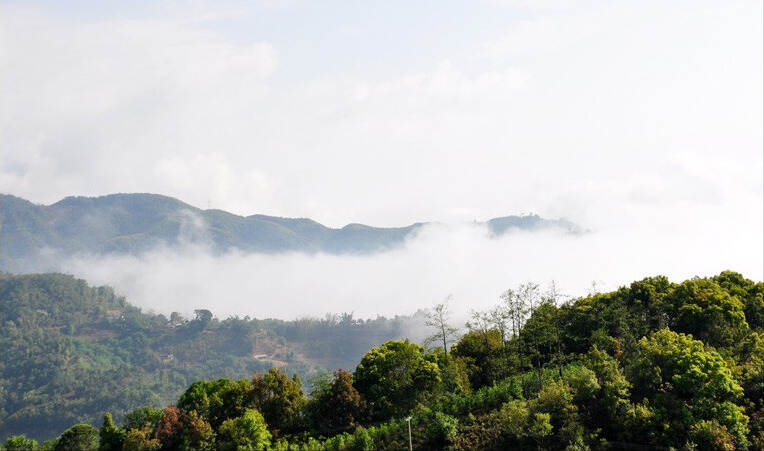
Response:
[[4, 435, 38, 451], [428, 351, 472, 395], [123, 406, 163, 432], [154, 406, 183, 450], [628, 329, 749, 448], [98, 413, 125, 451], [217, 409, 271, 451], [580, 347, 632, 439], [521, 302, 562, 369], [251, 368, 306, 435], [424, 297, 459, 358], [307, 369, 366, 435], [487, 306, 510, 344], [669, 278, 749, 348], [54, 424, 99, 451], [193, 309, 212, 326], [353, 340, 441, 420], [188, 309, 213, 334], [451, 329, 505, 388], [500, 282, 541, 344], [529, 380, 582, 445], [179, 410, 215, 451], [122, 426, 160, 451], [466, 309, 493, 338], [177, 378, 251, 429], [497, 400, 553, 447]]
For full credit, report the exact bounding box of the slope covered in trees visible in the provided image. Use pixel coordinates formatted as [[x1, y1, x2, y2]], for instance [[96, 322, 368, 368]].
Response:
[[0, 193, 580, 272], [0, 273, 427, 441], [3, 271, 763, 450]]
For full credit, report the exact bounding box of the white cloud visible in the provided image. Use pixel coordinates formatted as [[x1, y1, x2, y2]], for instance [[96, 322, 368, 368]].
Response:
[[63, 220, 760, 319], [0, 0, 761, 307]]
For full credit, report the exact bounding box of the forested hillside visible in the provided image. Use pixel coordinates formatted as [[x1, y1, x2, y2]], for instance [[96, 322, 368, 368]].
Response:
[[3, 271, 763, 450], [0, 193, 580, 272], [0, 273, 426, 441]]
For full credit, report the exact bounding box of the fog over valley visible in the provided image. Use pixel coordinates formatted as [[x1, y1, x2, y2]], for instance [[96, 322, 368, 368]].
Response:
[[3, 193, 757, 319]]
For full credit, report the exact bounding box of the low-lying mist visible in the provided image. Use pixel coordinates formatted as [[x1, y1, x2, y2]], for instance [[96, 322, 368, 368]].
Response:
[[61, 218, 761, 320]]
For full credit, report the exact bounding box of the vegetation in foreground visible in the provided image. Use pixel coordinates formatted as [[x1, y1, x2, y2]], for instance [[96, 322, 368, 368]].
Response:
[[2, 271, 763, 450], [0, 273, 427, 440]]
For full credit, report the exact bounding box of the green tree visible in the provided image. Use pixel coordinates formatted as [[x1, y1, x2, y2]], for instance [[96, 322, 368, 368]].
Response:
[[123, 407, 163, 432], [451, 329, 505, 388], [353, 340, 441, 420], [669, 278, 749, 348], [4, 435, 38, 451], [428, 351, 472, 395], [713, 271, 764, 330], [348, 426, 373, 451], [217, 409, 271, 451], [521, 302, 562, 369], [98, 413, 125, 451], [307, 369, 366, 435], [580, 347, 632, 439], [691, 420, 736, 451], [122, 426, 160, 451], [251, 368, 306, 435], [497, 400, 553, 448], [529, 380, 582, 445], [179, 410, 214, 451], [54, 424, 99, 451], [628, 329, 749, 448], [177, 379, 251, 429]]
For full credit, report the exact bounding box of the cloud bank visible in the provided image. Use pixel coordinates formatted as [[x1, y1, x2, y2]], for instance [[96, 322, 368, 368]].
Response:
[[63, 218, 759, 319]]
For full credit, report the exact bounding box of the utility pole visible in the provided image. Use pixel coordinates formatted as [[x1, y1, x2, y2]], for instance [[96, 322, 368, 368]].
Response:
[[406, 416, 412, 451]]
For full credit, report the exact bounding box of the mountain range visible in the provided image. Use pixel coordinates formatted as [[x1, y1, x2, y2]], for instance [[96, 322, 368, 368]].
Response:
[[0, 193, 581, 272]]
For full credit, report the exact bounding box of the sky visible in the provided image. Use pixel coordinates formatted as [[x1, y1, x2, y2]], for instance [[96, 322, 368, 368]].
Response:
[[1, 0, 762, 318]]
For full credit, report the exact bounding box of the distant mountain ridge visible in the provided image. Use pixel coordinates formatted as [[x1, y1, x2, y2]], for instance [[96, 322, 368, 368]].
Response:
[[0, 193, 581, 272]]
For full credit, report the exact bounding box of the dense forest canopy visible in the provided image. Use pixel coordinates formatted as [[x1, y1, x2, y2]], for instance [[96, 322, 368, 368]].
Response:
[[0, 273, 428, 441], [2, 270, 762, 450]]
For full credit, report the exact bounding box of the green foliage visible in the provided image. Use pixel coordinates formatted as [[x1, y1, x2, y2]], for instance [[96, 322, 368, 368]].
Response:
[[54, 424, 99, 451], [427, 352, 471, 396], [123, 407, 164, 432], [450, 329, 507, 388], [348, 427, 373, 451], [98, 413, 124, 451], [177, 379, 252, 429], [426, 411, 458, 445], [691, 420, 736, 451], [0, 273, 426, 442], [217, 409, 271, 451], [4, 435, 38, 451], [122, 426, 160, 451], [180, 410, 215, 451], [628, 329, 749, 447], [306, 370, 366, 435], [669, 278, 750, 348], [529, 380, 581, 443], [353, 340, 441, 421], [251, 368, 306, 436], [6, 270, 764, 450]]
